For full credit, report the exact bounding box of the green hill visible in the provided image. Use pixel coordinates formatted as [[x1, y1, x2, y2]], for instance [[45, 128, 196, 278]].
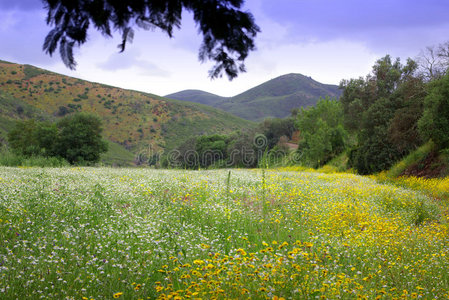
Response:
[[0, 60, 254, 165], [166, 73, 341, 121], [165, 89, 227, 106]]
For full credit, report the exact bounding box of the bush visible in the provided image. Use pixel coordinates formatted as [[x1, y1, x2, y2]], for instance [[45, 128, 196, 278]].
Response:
[[56, 113, 108, 164]]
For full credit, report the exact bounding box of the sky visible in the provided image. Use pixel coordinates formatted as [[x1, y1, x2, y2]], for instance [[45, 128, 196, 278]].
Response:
[[1, 0, 449, 97]]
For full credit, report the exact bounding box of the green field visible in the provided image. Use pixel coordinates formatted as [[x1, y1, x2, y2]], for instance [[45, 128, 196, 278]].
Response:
[[0, 167, 448, 299]]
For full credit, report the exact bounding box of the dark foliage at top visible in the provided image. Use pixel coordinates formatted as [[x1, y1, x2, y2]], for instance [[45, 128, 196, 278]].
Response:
[[42, 0, 260, 79]]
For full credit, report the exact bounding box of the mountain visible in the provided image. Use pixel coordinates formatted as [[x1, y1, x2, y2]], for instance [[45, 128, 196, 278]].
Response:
[[165, 89, 227, 106], [0, 60, 254, 165], [166, 73, 341, 121]]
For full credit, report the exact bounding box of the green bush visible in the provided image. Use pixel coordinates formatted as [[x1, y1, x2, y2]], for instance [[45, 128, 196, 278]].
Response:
[[56, 113, 108, 164]]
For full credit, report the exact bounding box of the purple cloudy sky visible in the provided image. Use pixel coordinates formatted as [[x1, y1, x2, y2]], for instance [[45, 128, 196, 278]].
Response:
[[1, 0, 449, 96]]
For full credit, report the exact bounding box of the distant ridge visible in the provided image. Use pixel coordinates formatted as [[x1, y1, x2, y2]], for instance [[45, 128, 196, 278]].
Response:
[[166, 73, 341, 121]]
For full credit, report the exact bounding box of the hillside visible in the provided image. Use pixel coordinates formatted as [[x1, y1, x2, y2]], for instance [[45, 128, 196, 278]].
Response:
[[0, 60, 254, 165], [166, 73, 341, 121], [165, 89, 227, 106]]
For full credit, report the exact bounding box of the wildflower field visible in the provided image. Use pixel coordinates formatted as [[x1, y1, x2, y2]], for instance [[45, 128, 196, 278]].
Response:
[[0, 167, 448, 299]]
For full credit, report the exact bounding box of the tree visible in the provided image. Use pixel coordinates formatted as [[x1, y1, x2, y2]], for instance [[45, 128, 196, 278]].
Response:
[[196, 134, 228, 168], [388, 76, 426, 154], [56, 113, 108, 164], [8, 119, 41, 156], [350, 97, 401, 174], [8, 119, 58, 157], [418, 74, 449, 149], [260, 117, 295, 150], [42, 0, 260, 80], [417, 41, 449, 81], [341, 56, 426, 174], [417, 46, 446, 81], [226, 131, 259, 168], [295, 97, 347, 167]]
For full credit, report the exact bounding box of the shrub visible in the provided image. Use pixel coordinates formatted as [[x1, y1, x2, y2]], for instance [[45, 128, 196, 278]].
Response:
[[56, 113, 108, 164]]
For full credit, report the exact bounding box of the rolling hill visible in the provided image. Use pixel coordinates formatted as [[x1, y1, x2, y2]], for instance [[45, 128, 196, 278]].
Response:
[[0, 60, 254, 166], [166, 73, 341, 121]]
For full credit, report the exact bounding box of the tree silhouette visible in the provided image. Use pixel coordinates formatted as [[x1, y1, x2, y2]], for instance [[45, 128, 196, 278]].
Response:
[[42, 0, 260, 80]]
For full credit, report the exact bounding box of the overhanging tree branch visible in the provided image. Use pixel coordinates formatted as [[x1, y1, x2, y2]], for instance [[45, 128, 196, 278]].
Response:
[[42, 0, 260, 79]]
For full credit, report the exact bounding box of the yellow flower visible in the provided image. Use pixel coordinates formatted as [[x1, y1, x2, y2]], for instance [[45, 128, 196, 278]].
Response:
[[236, 248, 247, 256], [113, 292, 123, 298], [155, 286, 164, 292]]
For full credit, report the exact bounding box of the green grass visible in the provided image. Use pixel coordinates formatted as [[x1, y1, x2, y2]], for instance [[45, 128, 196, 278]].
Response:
[[325, 151, 350, 172], [0, 167, 448, 299], [0, 148, 69, 167], [23, 64, 53, 80], [100, 141, 136, 167], [387, 141, 436, 178]]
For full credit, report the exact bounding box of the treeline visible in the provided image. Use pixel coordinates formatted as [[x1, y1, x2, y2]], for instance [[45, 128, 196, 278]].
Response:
[[160, 117, 296, 169], [3, 113, 108, 165]]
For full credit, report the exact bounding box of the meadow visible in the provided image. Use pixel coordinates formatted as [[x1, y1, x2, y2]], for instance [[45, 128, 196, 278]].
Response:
[[0, 167, 448, 299]]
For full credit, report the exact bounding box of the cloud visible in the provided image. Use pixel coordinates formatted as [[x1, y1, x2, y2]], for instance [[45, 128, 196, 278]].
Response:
[[97, 50, 171, 77], [256, 0, 449, 56]]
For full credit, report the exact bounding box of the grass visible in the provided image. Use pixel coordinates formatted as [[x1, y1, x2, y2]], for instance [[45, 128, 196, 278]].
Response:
[[100, 141, 136, 167], [0, 167, 448, 299], [0, 148, 69, 167], [387, 141, 436, 178], [325, 152, 350, 172]]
